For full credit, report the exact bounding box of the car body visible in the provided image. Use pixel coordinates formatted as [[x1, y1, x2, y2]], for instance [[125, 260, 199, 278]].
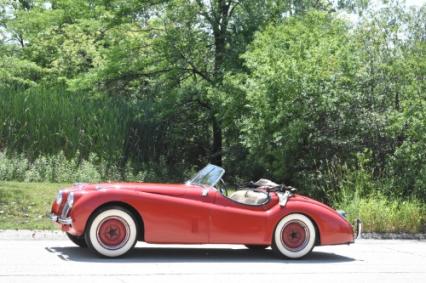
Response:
[[50, 164, 359, 258]]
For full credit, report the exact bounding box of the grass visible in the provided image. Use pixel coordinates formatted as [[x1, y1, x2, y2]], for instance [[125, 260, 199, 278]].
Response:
[[334, 189, 426, 233], [320, 155, 426, 233], [0, 87, 130, 163], [0, 182, 68, 230]]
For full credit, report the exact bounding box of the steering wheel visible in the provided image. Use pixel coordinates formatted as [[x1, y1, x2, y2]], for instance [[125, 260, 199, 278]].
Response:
[[217, 179, 228, 196]]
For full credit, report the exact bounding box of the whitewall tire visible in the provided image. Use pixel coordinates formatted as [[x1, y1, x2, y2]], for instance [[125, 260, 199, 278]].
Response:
[[272, 213, 316, 259], [85, 207, 138, 257]]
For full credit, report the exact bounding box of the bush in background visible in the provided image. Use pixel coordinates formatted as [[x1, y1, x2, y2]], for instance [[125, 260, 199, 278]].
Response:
[[0, 150, 148, 183], [327, 154, 426, 233], [335, 188, 425, 233]]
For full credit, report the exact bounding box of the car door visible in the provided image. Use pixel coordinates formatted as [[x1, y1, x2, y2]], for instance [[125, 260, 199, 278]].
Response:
[[141, 185, 213, 244], [208, 190, 273, 244]]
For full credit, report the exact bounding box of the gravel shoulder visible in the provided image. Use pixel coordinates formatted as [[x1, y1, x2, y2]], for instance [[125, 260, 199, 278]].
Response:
[[0, 229, 66, 240]]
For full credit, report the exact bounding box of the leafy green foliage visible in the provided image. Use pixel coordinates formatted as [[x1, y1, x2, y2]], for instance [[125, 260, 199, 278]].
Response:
[[329, 155, 425, 233], [336, 188, 425, 233], [0, 55, 44, 88], [240, 11, 361, 187], [0, 0, 425, 209], [0, 150, 151, 183], [236, 7, 426, 201]]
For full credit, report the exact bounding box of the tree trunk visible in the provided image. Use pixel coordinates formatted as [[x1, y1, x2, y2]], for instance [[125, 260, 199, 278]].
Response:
[[211, 116, 222, 166], [209, 0, 230, 166]]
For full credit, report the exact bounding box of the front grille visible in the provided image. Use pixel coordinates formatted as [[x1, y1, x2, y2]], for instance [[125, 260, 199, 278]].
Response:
[[61, 201, 71, 219]]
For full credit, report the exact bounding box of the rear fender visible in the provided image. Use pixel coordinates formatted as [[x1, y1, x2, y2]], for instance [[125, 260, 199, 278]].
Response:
[[267, 199, 354, 245]]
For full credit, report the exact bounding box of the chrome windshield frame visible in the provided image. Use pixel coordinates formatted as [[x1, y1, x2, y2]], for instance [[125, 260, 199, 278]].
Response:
[[186, 164, 225, 188]]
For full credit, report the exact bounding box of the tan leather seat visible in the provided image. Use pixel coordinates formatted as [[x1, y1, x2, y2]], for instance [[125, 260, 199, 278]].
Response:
[[229, 190, 268, 205]]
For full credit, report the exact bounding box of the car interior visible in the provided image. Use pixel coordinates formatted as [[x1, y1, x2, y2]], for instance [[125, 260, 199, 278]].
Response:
[[219, 178, 279, 206], [228, 189, 269, 205]]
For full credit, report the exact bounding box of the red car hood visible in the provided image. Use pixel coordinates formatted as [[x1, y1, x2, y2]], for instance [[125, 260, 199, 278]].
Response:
[[68, 182, 195, 197]]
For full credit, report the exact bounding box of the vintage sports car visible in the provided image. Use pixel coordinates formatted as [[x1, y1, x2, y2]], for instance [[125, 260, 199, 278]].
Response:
[[50, 164, 360, 259]]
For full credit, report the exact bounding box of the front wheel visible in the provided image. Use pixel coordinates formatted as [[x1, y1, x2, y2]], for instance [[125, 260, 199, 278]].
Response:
[[272, 213, 316, 259], [85, 206, 138, 257]]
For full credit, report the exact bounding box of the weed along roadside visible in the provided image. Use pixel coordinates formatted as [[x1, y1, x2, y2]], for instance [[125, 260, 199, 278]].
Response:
[[0, 181, 425, 234]]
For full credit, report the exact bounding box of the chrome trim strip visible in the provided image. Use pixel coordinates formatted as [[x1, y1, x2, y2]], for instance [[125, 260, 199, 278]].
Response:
[[61, 202, 71, 219], [49, 214, 58, 222], [49, 213, 72, 225], [58, 217, 72, 225]]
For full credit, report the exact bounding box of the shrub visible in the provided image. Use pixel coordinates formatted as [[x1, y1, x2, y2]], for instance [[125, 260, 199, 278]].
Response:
[[311, 152, 426, 233], [335, 188, 425, 233], [0, 150, 147, 183], [0, 152, 28, 181]]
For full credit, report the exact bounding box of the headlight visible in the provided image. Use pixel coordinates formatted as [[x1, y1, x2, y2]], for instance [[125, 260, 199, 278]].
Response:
[[67, 192, 74, 207], [55, 191, 63, 205]]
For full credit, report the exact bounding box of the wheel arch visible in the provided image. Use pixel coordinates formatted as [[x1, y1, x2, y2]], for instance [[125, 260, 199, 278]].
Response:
[[301, 212, 321, 246], [271, 212, 321, 246], [272, 198, 354, 246], [87, 201, 145, 241]]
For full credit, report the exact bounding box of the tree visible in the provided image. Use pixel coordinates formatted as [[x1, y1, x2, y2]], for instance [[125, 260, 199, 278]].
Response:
[[239, 11, 361, 190]]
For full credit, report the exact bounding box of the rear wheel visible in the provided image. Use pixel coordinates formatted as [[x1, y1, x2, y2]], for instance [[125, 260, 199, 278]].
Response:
[[272, 213, 316, 259], [66, 232, 87, 248], [85, 206, 138, 257]]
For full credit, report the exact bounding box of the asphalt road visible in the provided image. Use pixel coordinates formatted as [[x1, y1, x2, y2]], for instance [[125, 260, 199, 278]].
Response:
[[0, 236, 425, 283]]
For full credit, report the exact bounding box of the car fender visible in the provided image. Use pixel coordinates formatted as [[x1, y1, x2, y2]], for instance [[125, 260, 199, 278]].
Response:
[[67, 189, 144, 236], [266, 197, 354, 245]]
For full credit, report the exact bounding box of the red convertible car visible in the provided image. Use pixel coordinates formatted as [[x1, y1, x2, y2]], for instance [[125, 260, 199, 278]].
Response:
[[50, 164, 360, 258]]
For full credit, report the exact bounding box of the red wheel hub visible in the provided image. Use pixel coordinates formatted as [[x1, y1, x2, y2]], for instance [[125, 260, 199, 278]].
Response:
[[281, 221, 309, 251], [97, 217, 129, 249]]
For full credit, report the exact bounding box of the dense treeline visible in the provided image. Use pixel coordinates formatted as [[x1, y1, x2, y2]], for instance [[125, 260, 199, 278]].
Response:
[[0, 0, 425, 202]]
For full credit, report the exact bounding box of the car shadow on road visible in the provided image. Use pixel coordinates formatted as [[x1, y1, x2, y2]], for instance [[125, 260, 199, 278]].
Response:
[[46, 246, 355, 264]]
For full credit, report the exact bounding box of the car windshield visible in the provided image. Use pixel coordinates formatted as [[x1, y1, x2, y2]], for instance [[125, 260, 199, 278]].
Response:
[[186, 164, 225, 187]]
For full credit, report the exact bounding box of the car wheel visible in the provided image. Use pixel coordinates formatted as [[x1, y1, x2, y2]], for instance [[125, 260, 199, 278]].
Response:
[[272, 213, 316, 259], [85, 206, 138, 257], [66, 232, 87, 248], [245, 244, 269, 250]]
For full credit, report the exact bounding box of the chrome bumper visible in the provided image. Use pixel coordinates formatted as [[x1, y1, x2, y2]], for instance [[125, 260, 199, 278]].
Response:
[[355, 218, 362, 240], [49, 213, 72, 225]]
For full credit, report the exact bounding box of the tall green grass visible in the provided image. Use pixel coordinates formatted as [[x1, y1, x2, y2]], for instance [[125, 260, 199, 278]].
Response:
[[328, 154, 426, 233], [335, 188, 425, 233], [0, 87, 130, 162]]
